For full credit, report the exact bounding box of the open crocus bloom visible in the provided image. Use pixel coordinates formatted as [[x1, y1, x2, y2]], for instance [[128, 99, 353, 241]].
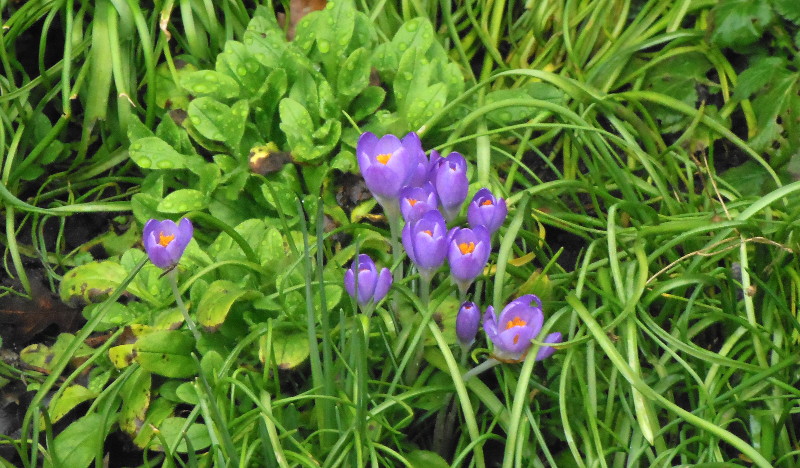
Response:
[[483, 295, 545, 362], [356, 132, 417, 205], [447, 226, 491, 294], [142, 218, 193, 269]]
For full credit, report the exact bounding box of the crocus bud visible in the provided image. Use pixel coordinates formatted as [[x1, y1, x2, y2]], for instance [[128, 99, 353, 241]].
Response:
[[456, 302, 481, 347], [535, 332, 562, 361], [447, 226, 491, 294], [404, 132, 432, 188], [356, 132, 417, 207], [399, 183, 439, 223], [483, 295, 546, 362], [343, 254, 393, 306], [143, 218, 193, 269], [467, 188, 507, 235], [431, 152, 468, 222], [401, 209, 448, 282]]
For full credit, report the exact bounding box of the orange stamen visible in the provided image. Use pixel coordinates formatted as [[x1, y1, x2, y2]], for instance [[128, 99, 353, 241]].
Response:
[[481, 200, 493, 206], [158, 232, 175, 247], [376, 153, 391, 165], [513, 334, 520, 345], [458, 242, 475, 255], [408, 198, 418, 206], [505, 316, 527, 330], [423, 230, 432, 236]]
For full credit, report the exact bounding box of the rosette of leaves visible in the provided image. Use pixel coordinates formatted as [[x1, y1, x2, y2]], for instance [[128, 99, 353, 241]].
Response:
[[127, 1, 465, 229]]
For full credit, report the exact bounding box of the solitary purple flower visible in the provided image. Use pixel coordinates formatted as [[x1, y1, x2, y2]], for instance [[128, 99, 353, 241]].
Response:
[[483, 295, 545, 362], [401, 210, 448, 282], [447, 226, 491, 294], [399, 183, 439, 223], [535, 332, 562, 361], [344, 254, 393, 306], [467, 188, 508, 235], [143, 218, 193, 269], [456, 302, 481, 347], [356, 132, 417, 207], [431, 152, 468, 221]]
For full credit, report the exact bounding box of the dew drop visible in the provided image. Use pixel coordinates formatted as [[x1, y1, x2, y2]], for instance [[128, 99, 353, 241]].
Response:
[[318, 40, 331, 53], [157, 160, 174, 169], [237, 66, 247, 76], [406, 21, 418, 32], [137, 158, 152, 169]]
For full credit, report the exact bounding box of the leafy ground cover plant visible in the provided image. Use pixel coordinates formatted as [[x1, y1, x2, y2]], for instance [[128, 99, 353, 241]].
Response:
[[0, 0, 799, 467]]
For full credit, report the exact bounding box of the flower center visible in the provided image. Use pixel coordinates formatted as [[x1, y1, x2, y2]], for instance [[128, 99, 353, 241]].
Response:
[[505, 316, 527, 330], [158, 232, 175, 247], [458, 242, 475, 255], [513, 334, 520, 345], [481, 200, 493, 206], [376, 153, 392, 165], [408, 198, 418, 206], [423, 229, 432, 236]]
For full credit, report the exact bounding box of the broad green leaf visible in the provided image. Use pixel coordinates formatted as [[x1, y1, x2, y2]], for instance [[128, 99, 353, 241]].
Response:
[[48, 413, 109, 468], [157, 188, 208, 213], [405, 83, 447, 131], [180, 70, 241, 100], [120, 249, 172, 305], [134, 330, 197, 378], [133, 398, 175, 449], [261, 325, 310, 369], [733, 57, 786, 101], [406, 450, 449, 468], [749, 72, 800, 150], [155, 114, 194, 155], [187, 97, 248, 149], [350, 86, 385, 122], [216, 41, 269, 99], [774, 0, 800, 24], [197, 280, 259, 331], [60, 261, 126, 303], [644, 52, 712, 132], [711, 0, 774, 49], [129, 136, 189, 170], [155, 417, 212, 453], [154, 60, 197, 110], [337, 47, 371, 99], [82, 302, 137, 332], [119, 367, 151, 434], [721, 160, 774, 197]]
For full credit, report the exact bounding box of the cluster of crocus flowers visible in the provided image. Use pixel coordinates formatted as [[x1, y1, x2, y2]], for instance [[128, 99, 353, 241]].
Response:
[[349, 130, 508, 298]]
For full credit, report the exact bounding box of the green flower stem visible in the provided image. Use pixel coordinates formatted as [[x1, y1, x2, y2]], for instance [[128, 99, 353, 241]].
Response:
[[385, 202, 404, 283], [463, 358, 500, 382], [427, 321, 486, 468], [404, 276, 429, 384], [167, 268, 202, 343]]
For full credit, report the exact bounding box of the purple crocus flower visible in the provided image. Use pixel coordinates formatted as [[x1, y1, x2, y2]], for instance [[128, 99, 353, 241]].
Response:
[[467, 188, 508, 235], [356, 132, 417, 208], [401, 210, 448, 282], [404, 132, 431, 188], [343, 254, 393, 306], [399, 183, 439, 223], [535, 332, 562, 361], [456, 301, 481, 347], [483, 295, 545, 362], [431, 152, 468, 222], [143, 218, 193, 269], [447, 226, 491, 294]]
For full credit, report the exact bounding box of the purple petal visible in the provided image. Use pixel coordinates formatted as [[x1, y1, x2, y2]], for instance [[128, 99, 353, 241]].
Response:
[[456, 302, 481, 345], [535, 332, 562, 361], [373, 268, 393, 302]]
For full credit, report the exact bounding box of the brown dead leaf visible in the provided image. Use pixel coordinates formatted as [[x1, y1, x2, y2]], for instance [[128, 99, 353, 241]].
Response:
[[0, 274, 83, 347]]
